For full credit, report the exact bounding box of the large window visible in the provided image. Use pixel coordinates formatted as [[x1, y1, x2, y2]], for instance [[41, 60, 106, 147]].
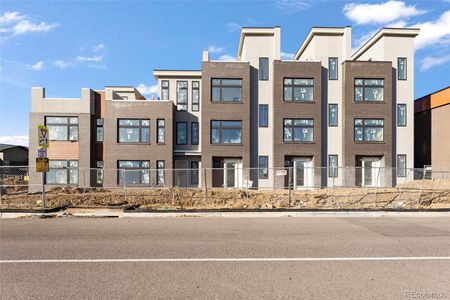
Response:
[[211, 79, 242, 102], [354, 79, 384, 102], [192, 81, 200, 111], [397, 104, 407, 127], [283, 78, 314, 101], [191, 122, 199, 145], [157, 160, 165, 185], [259, 104, 268, 127], [398, 58, 407, 80], [259, 57, 269, 80], [46, 117, 79, 141], [176, 81, 188, 111], [96, 118, 104, 142], [259, 156, 269, 179], [118, 160, 150, 185], [328, 155, 338, 178], [329, 104, 338, 127], [283, 119, 314, 142], [161, 80, 169, 100], [157, 119, 165, 144], [176, 122, 187, 145], [397, 155, 407, 177], [329, 57, 338, 80], [118, 119, 149, 143], [46, 160, 78, 185], [211, 120, 242, 144], [354, 119, 384, 142]]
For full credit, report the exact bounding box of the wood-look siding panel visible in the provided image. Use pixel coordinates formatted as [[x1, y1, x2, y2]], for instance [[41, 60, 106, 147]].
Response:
[[47, 141, 79, 159]]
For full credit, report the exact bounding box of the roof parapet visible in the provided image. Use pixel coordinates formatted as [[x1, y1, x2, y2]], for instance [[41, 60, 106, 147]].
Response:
[[237, 26, 281, 62]]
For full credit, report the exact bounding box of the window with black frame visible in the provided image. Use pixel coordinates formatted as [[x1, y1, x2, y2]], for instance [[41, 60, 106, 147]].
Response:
[[118, 119, 149, 143], [283, 78, 314, 101], [329, 57, 338, 80], [176, 122, 187, 145], [397, 104, 406, 126], [211, 120, 242, 144], [176, 81, 188, 110], [354, 119, 384, 142], [117, 160, 150, 185], [354, 79, 384, 102], [259, 57, 269, 80], [329, 104, 338, 127], [328, 155, 338, 178], [191, 122, 199, 145], [157, 119, 165, 144], [190, 161, 199, 185], [96, 118, 104, 142], [46, 160, 78, 184], [259, 104, 268, 127], [46, 116, 79, 141], [397, 155, 407, 177], [157, 160, 165, 185], [398, 58, 407, 80], [211, 79, 242, 102], [259, 156, 268, 179], [192, 81, 200, 111], [283, 119, 314, 142], [161, 80, 169, 100]]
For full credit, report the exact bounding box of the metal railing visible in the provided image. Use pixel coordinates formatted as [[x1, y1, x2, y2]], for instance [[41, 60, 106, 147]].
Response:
[[1, 166, 449, 209]]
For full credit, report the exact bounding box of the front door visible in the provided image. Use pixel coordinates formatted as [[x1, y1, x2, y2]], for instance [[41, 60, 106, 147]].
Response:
[[224, 159, 242, 188], [293, 158, 313, 189], [362, 159, 381, 187]]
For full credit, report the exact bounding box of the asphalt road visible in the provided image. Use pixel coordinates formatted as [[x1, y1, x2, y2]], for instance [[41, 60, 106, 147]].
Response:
[[1, 217, 450, 299]]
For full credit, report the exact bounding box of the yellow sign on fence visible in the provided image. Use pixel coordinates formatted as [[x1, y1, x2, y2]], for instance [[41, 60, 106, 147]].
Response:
[[36, 158, 49, 172]]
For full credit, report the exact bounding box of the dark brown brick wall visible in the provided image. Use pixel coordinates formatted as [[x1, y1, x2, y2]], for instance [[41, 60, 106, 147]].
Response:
[[200, 62, 251, 170], [272, 60, 322, 186]]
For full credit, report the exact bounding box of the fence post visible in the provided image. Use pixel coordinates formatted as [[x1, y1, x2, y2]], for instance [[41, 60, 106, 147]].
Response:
[[203, 168, 208, 205], [122, 169, 127, 202], [288, 167, 292, 208], [41, 171, 46, 209]]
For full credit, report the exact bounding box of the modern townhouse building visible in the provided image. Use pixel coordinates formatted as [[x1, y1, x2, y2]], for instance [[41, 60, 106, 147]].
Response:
[[29, 25, 419, 191]]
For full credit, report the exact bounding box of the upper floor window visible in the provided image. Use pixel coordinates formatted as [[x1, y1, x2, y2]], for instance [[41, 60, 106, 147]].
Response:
[[191, 122, 199, 145], [283, 119, 313, 142], [161, 80, 169, 100], [398, 58, 407, 80], [397, 104, 407, 127], [118, 160, 150, 185], [157, 119, 165, 144], [176, 81, 188, 110], [176, 122, 187, 145], [354, 119, 384, 142], [211, 120, 242, 144], [259, 57, 269, 80], [118, 119, 149, 143], [259, 104, 269, 127], [96, 118, 104, 142], [46, 116, 79, 141], [329, 57, 338, 80], [354, 79, 384, 102], [329, 104, 338, 127], [46, 160, 78, 185], [283, 78, 314, 102], [211, 79, 242, 102], [192, 81, 200, 111]]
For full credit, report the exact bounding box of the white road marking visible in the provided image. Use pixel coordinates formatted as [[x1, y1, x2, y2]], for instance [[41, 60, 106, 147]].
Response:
[[1, 257, 450, 263]]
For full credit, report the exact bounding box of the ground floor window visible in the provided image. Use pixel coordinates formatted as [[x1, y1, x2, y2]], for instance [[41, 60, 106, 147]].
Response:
[[258, 156, 268, 179], [46, 160, 78, 184], [157, 160, 165, 185], [191, 161, 199, 185], [328, 155, 338, 178], [117, 160, 150, 185], [95, 161, 103, 185], [397, 155, 407, 177]]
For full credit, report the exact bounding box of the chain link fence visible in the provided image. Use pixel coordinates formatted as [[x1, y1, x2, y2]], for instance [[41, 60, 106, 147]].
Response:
[[1, 165, 449, 209]]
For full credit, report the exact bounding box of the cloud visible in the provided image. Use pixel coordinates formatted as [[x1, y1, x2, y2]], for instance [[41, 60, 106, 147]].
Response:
[[30, 61, 44, 70], [413, 10, 450, 50], [75, 55, 103, 62], [54, 60, 72, 69], [0, 11, 58, 38], [226, 22, 241, 32], [207, 45, 224, 53], [136, 83, 158, 96], [0, 135, 29, 147], [343, 1, 426, 25], [420, 53, 450, 70], [280, 52, 294, 60], [275, 0, 312, 14], [217, 54, 237, 62], [93, 44, 105, 52]]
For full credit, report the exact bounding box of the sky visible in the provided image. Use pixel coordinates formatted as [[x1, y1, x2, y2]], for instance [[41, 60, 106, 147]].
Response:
[[1, 0, 449, 146]]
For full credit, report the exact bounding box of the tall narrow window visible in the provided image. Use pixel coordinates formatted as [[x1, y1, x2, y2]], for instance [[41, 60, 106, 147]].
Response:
[[398, 58, 407, 80], [96, 118, 104, 142], [259, 57, 269, 80], [259, 104, 268, 127], [161, 80, 169, 100], [190, 161, 199, 185], [95, 161, 103, 185], [283, 79, 314, 101], [192, 81, 200, 111], [176, 122, 187, 145], [157, 160, 165, 185], [329, 57, 338, 80], [157, 119, 165, 144], [397, 104, 406, 127], [328, 155, 338, 178], [258, 156, 269, 179], [176, 81, 188, 110], [191, 122, 199, 145], [397, 155, 407, 177], [329, 104, 338, 127]]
